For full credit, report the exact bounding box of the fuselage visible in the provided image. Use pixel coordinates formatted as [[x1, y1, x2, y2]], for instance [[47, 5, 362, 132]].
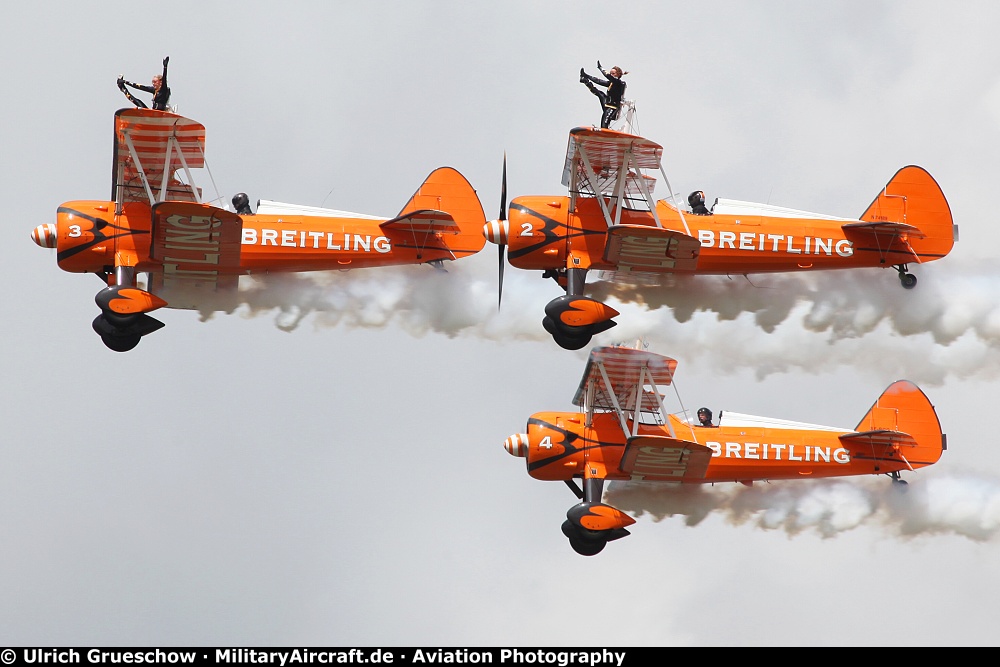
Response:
[[518, 410, 928, 485], [45, 200, 477, 277], [505, 195, 954, 275]]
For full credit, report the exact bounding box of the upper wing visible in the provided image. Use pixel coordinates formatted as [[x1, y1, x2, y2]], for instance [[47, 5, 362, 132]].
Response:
[[112, 108, 206, 205], [619, 435, 712, 481], [603, 224, 701, 273], [146, 202, 243, 309], [561, 127, 663, 188], [572, 345, 677, 413]]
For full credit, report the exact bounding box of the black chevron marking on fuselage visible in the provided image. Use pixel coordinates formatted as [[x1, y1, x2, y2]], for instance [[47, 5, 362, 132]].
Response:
[[55, 206, 148, 262]]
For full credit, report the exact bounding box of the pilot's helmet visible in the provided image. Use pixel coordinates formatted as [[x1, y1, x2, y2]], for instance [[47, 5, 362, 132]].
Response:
[[232, 192, 250, 211], [688, 190, 705, 208], [697, 407, 712, 421]]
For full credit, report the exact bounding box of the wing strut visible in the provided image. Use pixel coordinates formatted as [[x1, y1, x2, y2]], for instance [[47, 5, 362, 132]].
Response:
[[596, 360, 631, 436], [163, 134, 203, 205], [658, 162, 692, 237], [119, 131, 156, 211]]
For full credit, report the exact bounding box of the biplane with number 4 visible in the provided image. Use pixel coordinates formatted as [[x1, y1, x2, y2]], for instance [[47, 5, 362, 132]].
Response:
[[502, 344, 946, 555], [31, 108, 486, 351], [484, 126, 957, 350]]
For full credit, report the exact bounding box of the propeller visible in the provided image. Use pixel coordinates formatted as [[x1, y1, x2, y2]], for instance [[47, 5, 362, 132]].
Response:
[[482, 154, 510, 310], [498, 154, 507, 309]]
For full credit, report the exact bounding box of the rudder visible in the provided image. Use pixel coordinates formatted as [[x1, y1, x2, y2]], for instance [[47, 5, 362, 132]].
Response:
[[397, 167, 486, 258]]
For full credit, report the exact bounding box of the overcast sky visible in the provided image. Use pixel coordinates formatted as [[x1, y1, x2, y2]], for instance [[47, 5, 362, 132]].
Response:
[[4, 0, 1000, 647]]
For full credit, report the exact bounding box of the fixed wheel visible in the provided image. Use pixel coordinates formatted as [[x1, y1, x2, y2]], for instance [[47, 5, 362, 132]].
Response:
[[553, 331, 591, 351], [543, 316, 593, 350], [561, 520, 609, 556], [101, 333, 141, 352], [900, 273, 917, 289]]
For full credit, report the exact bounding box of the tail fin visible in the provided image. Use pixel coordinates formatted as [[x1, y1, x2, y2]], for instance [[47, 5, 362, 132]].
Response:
[[397, 167, 486, 259], [857, 165, 956, 260], [852, 380, 946, 470]]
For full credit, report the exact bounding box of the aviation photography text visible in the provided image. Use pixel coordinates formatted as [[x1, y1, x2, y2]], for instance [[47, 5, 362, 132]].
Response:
[[10, 649, 629, 667]]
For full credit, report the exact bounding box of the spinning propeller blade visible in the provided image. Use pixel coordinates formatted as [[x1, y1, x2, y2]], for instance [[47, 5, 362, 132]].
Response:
[[498, 153, 507, 310]]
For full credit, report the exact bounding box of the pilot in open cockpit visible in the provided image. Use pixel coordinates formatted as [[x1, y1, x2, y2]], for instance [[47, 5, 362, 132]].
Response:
[[697, 407, 717, 428], [688, 191, 712, 215], [232, 193, 254, 216]]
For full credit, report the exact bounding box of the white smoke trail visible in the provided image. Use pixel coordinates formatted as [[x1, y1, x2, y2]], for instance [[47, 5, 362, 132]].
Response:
[[212, 253, 1000, 384], [605, 472, 1000, 542]]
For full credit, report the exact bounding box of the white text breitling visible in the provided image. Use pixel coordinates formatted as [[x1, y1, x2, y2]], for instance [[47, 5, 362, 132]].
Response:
[[696, 229, 854, 256], [704, 441, 851, 464], [241, 228, 392, 253]]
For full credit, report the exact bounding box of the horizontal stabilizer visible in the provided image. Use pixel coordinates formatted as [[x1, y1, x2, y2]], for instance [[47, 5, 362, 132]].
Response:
[[839, 430, 919, 449], [842, 220, 925, 238], [619, 435, 712, 482], [603, 224, 700, 273], [380, 209, 460, 235]]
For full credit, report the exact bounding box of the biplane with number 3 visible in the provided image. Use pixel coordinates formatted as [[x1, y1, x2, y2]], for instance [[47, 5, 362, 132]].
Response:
[[31, 108, 486, 351], [502, 344, 946, 555], [484, 126, 957, 350]]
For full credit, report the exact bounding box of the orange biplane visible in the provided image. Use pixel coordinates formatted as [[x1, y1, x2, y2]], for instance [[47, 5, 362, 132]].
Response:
[[502, 344, 946, 555], [484, 126, 958, 349], [32, 109, 486, 351]]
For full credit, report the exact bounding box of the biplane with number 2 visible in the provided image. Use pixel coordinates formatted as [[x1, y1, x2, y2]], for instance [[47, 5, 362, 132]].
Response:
[[31, 108, 486, 351], [484, 126, 958, 350], [502, 344, 946, 555]]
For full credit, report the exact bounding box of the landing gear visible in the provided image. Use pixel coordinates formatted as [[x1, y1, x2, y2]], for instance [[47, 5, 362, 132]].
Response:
[[560, 477, 633, 555], [91, 269, 167, 351], [888, 471, 909, 490], [895, 264, 917, 289], [542, 268, 618, 350], [93, 313, 163, 352], [561, 520, 608, 556], [543, 316, 591, 351]]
